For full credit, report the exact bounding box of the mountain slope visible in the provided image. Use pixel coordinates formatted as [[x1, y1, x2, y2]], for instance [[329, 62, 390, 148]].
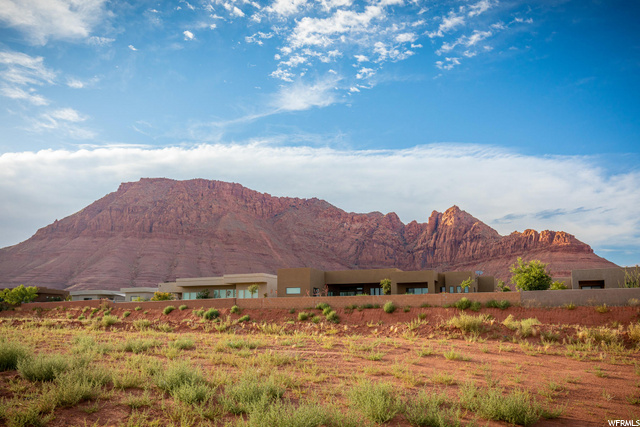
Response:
[[0, 178, 617, 290]]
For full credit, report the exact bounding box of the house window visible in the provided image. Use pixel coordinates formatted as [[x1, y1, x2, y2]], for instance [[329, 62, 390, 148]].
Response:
[[286, 287, 301, 295], [440, 286, 446, 293], [84, 297, 92, 300], [457, 286, 461, 293], [371, 287, 382, 296], [406, 288, 429, 295], [464, 287, 469, 293], [449, 286, 454, 293], [313, 288, 320, 296]]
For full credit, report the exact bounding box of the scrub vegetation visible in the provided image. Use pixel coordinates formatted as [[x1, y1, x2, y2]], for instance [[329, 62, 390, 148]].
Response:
[[0, 301, 638, 426]]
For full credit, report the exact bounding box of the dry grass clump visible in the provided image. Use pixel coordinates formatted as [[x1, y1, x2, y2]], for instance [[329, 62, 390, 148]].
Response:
[[502, 315, 541, 338], [447, 313, 490, 333]]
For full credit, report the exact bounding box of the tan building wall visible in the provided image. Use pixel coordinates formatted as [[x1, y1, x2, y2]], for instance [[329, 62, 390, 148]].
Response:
[[570, 268, 627, 289], [120, 287, 158, 302], [477, 276, 495, 293], [277, 268, 495, 297], [158, 273, 277, 300]]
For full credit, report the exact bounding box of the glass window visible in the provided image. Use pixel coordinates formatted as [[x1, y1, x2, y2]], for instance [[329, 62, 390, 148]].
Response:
[[440, 286, 445, 293], [457, 286, 461, 293], [449, 286, 454, 293], [371, 287, 382, 296], [464, 287, 469, 293], [238, 290, 245, 299], [213, 290, 219, 299], [286, 287, 301, 295]]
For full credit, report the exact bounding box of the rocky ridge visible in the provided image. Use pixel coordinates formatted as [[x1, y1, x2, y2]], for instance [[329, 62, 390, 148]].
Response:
[[0, 178, 617, 290]]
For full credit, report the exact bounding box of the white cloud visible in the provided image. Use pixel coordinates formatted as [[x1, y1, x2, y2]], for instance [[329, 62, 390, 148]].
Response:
[[271, 76, 340, 111], [435, 57, 460, 70], [87, 36, 115, 46], [0, 86, 48, 105], [183, 30, 195, 40], [128, 45, 138, 51], [428, 10, 465, 38], [0, 50, 56, 105], [265, 0, 309, 17], [468, 0, 494, 18], [354, 54, 369, 62], [48, 108, 86, 122], [0, 0, 109, 45], [1, 143, 638, 265]]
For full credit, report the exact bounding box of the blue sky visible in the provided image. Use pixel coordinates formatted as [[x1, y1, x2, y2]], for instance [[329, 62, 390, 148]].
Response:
[[0, 0, 638, 267]]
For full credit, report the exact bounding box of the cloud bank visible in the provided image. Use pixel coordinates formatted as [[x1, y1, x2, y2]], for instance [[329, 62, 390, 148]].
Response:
[[1, 143, 638, 265]]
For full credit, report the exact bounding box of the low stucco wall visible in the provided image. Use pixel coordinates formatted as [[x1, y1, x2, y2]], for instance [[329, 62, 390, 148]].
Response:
[[522, 288, 640, 307], [23, 291, 521, 311]]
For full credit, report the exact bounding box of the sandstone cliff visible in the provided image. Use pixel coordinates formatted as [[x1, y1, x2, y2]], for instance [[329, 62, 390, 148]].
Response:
[[0, 178, 617, 290]]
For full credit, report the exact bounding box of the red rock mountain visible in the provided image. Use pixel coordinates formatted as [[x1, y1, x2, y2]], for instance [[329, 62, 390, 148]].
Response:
[[0, 178, 617, 290]]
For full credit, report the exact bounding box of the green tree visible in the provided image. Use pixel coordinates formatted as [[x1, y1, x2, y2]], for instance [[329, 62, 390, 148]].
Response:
[[460, 277, 473, 291], [150, 291, 174, 301], [496, 280, 511, 292], [509, 257, 552, 291], [380, 278, 392, 295], [550, 281, 568, 290], [623, 266, 640, 288], [0, 285, 38, 305], [248, 284, 260, 298], [196, 289, 210, 299]]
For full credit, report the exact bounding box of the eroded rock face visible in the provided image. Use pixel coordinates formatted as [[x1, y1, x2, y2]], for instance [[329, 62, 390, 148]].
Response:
[[0, 178, 617, 290]]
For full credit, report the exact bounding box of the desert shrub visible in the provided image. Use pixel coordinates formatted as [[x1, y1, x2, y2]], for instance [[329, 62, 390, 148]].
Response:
[[230, 305, 241, 314], [237, 315, 250, 323], [204, 308, 219, 320], [315, 302, 331, 311], [123, 339, 161, 353], [18, 353, 69, 382], [178, 304, 188, 311], [154, 361, 206, 392], [171, 382, 214, 404], [348, 380, 398, 423], [132, 319, 152, 331], [402, 389, 461, 427], [258, 322, 285, 335], [563, 302, 576, 310], [311, 316, 321, 324], [577, 326, 621, 345], [502, 315, 541, 338], [156, 322, 174, 332], [288, 308, 296, 314], [247, 399, 357, 427], [447, 313, 489, 333], [383, 301, 396, 314], [418, 312, 427, 320], [77, 315, 85, 320], [360, 303, 374, 310], [403, 306, 411, 313], [170, 338, 195, 350], [122, 311, 131, 318], [151, 292, 174, 301], [220, 372, 285, 414], [101, 314, 119, 327], [325, 310, 340, 323], [52, 366, 110, 407], [322, 307, 332, 316], [510, 257, 552, 291], [163, 305, 176, 315], [459, 381, 551, 426], [134, 306, 142, 311], [0, 341, 29, 371], [452, 298, 472, 310], [297, 312, 310, 321], [595, 304, 610, 313], [628, 323, 640, 343], [486, 300, 511, 310]]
